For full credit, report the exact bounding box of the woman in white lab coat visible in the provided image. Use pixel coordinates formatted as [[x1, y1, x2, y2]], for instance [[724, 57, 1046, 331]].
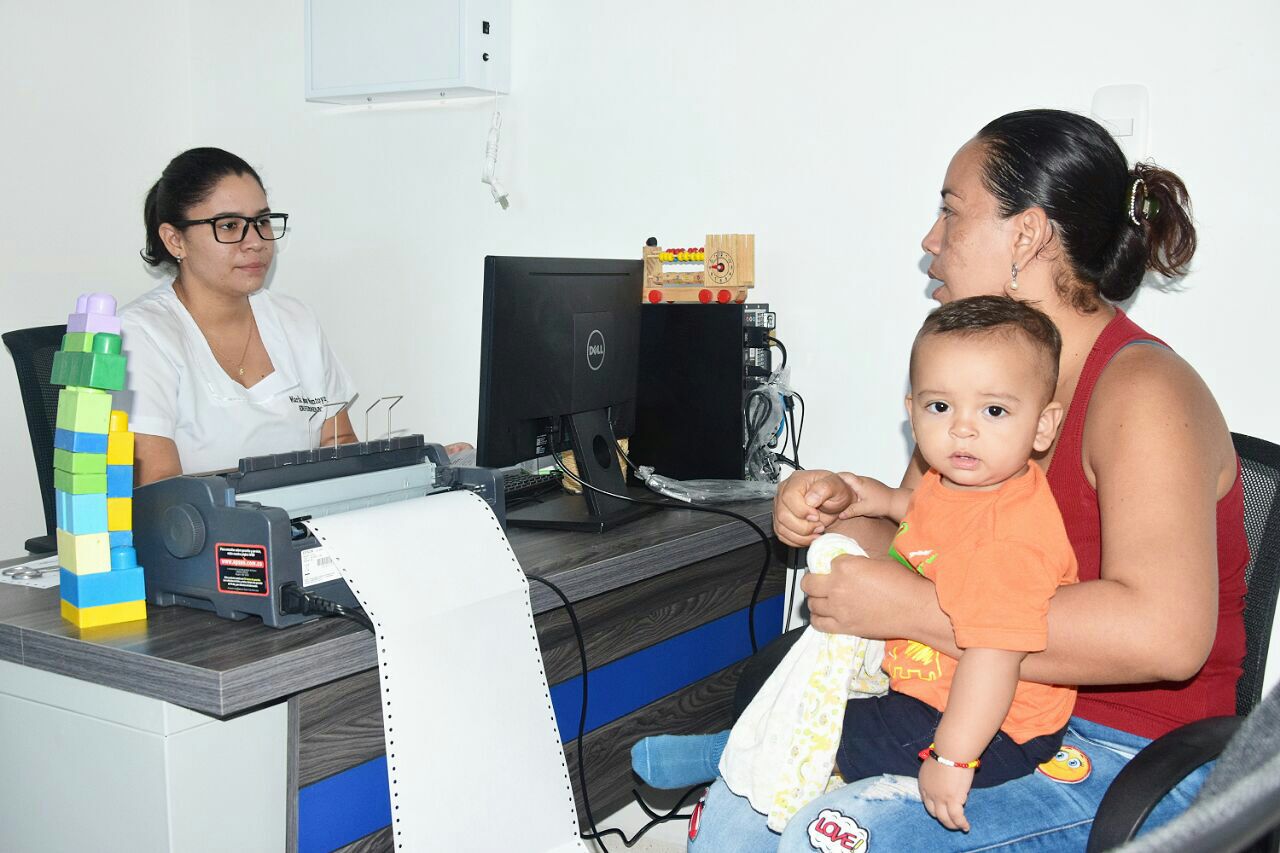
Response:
[[124, 147, 467, 484], [122, 147, 358, 484]]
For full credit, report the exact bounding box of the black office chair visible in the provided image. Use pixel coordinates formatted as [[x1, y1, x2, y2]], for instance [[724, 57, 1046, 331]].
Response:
[[3, 324, 66, 555], [1109, 682, 1280, 853], [1088, 431, 1280, 851]]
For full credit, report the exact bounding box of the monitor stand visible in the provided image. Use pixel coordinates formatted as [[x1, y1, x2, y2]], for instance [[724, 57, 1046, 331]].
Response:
[[506, 409, 656, 533]]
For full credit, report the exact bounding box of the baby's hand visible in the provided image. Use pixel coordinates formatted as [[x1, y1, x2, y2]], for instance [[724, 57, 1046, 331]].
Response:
[[918, 759, 973, 832], [834, 473, 895, 520]]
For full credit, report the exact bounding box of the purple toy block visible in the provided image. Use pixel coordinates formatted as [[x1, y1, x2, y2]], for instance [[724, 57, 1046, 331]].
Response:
[[66, 292, 121, 335]]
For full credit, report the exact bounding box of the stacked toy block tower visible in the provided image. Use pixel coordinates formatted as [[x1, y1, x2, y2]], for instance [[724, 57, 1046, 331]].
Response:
[[50, 293, 146, 628]]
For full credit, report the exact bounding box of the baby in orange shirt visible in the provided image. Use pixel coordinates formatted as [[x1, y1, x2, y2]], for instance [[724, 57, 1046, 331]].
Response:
[[831, 294, 1077, 831], [632, 295, 1077, 834]]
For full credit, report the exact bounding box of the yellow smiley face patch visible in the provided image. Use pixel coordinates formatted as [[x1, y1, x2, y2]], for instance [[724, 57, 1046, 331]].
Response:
[[1037, 745, 1092, 784]]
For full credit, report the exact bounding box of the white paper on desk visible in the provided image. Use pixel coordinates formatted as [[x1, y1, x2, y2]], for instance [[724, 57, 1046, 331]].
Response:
[[305, 491, 587, 853], [0, 555, 61, 589]]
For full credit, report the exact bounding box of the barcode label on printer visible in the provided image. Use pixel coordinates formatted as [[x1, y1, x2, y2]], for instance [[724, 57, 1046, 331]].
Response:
[[301, 546, 342, 587]]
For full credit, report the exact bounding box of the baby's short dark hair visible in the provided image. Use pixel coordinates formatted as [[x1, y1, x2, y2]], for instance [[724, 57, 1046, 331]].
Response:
[[910, 296, 1062, 403]]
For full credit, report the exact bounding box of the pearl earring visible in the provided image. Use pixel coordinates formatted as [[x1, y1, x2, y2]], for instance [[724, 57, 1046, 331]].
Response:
[[1009, 263, 1019, 291]]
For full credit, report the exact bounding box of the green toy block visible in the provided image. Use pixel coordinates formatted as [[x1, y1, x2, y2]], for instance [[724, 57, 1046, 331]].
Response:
[[53, 448, 107, 475], [54, 468, 108, 495], [50, 351, 126, 392], [50, 350, 78, 386], [56, 387, 112, 433], [92, 333, 122, 355], [62, 332, 95, 353]]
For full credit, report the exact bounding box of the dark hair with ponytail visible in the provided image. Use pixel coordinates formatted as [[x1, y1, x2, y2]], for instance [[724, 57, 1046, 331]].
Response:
[[975, 109, 1197, 308], [141, 148, 265, 268]]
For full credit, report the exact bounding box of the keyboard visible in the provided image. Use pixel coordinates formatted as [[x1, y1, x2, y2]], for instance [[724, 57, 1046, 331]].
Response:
[[502, 470, 564, 502]]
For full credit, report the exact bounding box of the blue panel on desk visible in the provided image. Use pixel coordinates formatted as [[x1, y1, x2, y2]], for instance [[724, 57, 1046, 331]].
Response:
[[295, 598, 783, 851], [549, 595, 784, 741], [298, 756, 392, 853]]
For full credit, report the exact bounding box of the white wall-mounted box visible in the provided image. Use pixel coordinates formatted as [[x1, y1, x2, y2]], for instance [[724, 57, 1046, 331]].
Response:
[[305, 0, 510, 105]]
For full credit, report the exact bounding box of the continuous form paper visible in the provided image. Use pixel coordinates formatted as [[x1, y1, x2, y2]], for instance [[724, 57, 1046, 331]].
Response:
[[306, 491, 587, 853]]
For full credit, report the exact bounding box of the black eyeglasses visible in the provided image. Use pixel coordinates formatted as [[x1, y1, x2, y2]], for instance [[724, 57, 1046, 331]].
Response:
[[173, 213, 289, 243]]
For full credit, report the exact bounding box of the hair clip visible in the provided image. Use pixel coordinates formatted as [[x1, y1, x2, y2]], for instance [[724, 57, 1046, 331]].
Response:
[[1128, 178, 1147, 226], [1142, 194, 1162, 222]]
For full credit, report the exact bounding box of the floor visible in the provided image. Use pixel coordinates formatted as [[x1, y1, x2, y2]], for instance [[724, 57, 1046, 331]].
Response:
[[582, 785, 700, 853]]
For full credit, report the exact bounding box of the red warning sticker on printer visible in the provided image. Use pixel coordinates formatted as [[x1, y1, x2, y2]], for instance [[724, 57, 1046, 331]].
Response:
[[216, 543, 269, 596]]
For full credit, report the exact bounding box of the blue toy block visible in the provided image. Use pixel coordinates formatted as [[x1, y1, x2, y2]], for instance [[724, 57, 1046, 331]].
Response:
[[54, 491, 108, 535], [110, 546, 139, 570], [109, 530, 133, 549], [54, 428, 109, 454], [60, 567, 145, 609], [107, 465, 134, 498]]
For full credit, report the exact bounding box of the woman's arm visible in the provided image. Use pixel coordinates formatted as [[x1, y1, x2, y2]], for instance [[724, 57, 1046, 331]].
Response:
[[134, 433, 183, 487], [803, 349, 1232, 688], [319, 410, 359, 447], [1019, 346, 1229, 685]]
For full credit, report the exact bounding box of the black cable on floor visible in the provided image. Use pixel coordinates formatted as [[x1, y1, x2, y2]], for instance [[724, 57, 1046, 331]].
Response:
[[583, 785, 706, 848]]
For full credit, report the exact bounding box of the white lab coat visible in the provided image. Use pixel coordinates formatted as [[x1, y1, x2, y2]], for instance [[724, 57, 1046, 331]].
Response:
[[114, 281, 356, 474]]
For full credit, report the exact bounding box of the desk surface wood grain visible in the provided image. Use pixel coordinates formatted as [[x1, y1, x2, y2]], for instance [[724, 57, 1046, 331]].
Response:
[[0, 499, 773, 716]]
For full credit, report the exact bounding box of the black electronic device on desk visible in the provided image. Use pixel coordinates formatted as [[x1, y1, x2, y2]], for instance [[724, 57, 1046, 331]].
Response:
[[133, 435, 502, 628], [477, 255, 656, 533], [630, 303, 776, 481]]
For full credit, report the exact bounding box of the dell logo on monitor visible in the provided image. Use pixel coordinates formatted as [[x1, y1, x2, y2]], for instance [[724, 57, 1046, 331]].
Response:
[[586, 329, 606, 371]]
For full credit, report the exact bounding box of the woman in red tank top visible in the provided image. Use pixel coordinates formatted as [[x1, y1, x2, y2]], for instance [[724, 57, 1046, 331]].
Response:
[[748, 109, 1247, 850]]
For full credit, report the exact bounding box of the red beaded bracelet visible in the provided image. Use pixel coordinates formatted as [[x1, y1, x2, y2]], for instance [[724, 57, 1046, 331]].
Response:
[[917, 743, 981, 769]]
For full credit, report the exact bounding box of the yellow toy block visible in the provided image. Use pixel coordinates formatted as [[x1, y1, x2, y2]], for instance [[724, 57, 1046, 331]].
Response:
[[107, 430, 134, 465], [107, 410, 133, 465], [61, 598, 147, 629], [107, 498, 132, 532], [56, 529, 111, 575]]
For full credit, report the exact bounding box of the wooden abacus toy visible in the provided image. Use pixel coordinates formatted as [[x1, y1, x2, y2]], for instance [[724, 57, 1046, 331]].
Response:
[[642, 233, 755, 304]]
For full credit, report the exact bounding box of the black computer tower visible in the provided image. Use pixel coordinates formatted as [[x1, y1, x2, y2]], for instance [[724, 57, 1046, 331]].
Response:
[[630, 303, 774, 481]]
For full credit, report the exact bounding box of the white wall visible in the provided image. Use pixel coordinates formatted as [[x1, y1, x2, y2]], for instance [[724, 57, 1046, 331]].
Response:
[[0, 1, 191, 552], [3, 0, 1278, 562]]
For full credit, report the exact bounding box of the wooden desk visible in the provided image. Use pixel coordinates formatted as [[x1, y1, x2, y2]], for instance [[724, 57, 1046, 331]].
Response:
[[0, 499, 783, 852]]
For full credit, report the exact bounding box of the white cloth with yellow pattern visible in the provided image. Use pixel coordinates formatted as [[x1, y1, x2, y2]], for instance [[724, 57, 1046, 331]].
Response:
[[719, 533, 890, 831]]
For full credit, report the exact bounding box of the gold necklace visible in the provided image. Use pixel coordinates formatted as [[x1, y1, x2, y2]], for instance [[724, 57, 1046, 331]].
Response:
[[176, 280, 256, 378], [231, 318, 256, 377]]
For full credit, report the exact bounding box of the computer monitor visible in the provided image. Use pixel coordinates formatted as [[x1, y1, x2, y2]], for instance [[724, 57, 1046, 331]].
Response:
[[477, 255, 654, 532]]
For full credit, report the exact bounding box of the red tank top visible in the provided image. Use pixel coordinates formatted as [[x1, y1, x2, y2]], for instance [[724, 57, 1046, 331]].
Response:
[[1046, 309, 1248, 739]]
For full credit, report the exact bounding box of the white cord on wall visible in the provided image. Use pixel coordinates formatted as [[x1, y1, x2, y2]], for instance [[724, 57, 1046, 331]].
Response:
[[481, 109, 509, 209]]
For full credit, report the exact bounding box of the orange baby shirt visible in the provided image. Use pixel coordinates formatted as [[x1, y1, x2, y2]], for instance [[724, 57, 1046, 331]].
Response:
[[883, 464, 1078, 743]]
